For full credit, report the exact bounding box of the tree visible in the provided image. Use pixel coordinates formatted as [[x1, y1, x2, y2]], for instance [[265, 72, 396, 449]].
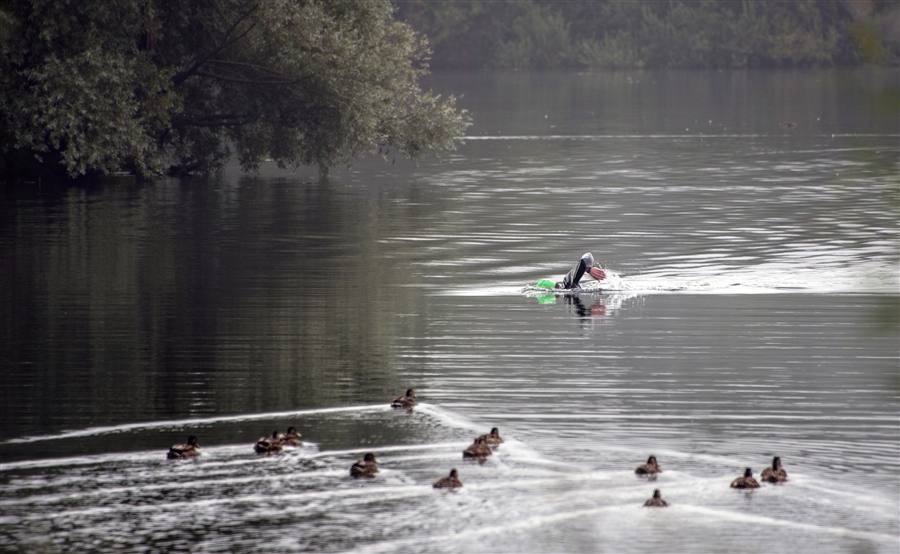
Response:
[[395, 0, 895, 70], [0, 0, 471, 179], [495, 3, 572, 68]]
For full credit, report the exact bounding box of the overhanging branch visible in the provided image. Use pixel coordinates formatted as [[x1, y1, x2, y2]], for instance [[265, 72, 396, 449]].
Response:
[[172, 2, 260, 87]]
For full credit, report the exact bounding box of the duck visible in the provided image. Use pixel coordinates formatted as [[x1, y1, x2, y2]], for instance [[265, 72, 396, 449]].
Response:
[[730, 467, 760, 489], [167, 435, 200, 459], [278, 426, 302, 446], [350, 453, 379, 478], [391, 389, 417, 409], [433, 468, 463, 489], [779, 121, 798, 129], [475, 427, 504, 447], [643, 489, 668, 507], [760, 456, 788, 483], [634, 455, 662, 476], [462, 437, 493, 459], [254, 430, 283, 454]]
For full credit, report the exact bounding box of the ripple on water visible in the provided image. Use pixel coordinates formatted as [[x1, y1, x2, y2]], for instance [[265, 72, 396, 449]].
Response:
[[1, 399, 897, 553]]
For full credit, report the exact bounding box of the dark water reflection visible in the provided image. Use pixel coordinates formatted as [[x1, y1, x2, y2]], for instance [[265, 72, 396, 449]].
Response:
[[2, 178, 434, 439], [1, 69, 898, 552]]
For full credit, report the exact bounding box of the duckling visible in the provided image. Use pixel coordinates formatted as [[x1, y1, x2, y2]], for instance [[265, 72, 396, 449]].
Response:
[[167, 435, 200, 459], [279, 426, 302, 446], [254, 430, 283, 454], [634, 455, 662, 476], [475, 427, 504, 447], [463, 437, 493, 459], [391, 389, 417, 409], [779, 121, 798, 129], [350, 453, 379, 478], [643, 489, 668, 507], [730, 467, 760, 489], [760, 456, 788, 483], [433, 468, 463, 489]]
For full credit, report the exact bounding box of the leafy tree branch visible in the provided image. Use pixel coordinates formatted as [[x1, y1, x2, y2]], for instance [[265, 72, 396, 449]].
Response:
[[1, 0, 471, 179]]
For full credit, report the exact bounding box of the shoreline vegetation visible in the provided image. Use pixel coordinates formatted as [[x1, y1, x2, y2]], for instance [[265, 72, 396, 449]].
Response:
[[1, 0, 898, 181], [0, 0, 471, 181], [395, 0, 900, 70]]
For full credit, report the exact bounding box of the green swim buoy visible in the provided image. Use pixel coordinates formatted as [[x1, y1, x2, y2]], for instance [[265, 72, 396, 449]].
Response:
[[535, 279, 556, 289]]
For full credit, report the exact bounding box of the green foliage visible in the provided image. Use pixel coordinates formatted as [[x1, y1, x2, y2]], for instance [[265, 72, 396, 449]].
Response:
[[396, 0, 897, 70], [392, 0, 520, 69], [495, 4, 572, 68], [1, 0, 471, 178], [0, 6, 14, 45], [575, 33, 643, 70]]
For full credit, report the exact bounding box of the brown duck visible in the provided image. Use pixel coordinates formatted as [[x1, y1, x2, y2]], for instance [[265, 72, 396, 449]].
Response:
[[730, 467, 760, 489], [643, 489, 668, 507], [350, 453, 379, 478], [463, 437, 493, 459], [391, 389, 417, 409], [433, 468, 463, 489], [167, 435, 200, 459], [760, 456, 788, 483], [475, 428, 504, 447], [278, 426, 302, 446], [634, 455, 661, 476], [254, 430, 283, 454]]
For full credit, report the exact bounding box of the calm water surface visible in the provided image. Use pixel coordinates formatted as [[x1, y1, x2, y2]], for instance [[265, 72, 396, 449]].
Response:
[[1, 69, 898, 553]]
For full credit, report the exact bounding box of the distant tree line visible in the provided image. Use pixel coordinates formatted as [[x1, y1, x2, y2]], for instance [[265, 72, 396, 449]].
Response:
[[395, 0, 900, 69]]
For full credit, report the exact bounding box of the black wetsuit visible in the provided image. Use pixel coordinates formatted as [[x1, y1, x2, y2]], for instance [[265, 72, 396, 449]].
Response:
[[557, 253, 595, 289]]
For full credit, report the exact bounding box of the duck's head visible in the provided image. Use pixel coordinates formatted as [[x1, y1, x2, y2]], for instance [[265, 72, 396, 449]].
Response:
[[287, 426, 299, 435], [743, 467, 753, 478], [647, 455, 657, 465], [363, 453, 377, 463], [652, 489, 662, 499], [406, 389, 416, 398], [271, 430, 279, 439], [188, 435, 199, 447], [772, 456, 782, 469], [490, 427, 500, 436], [449, 469, 459, 478]]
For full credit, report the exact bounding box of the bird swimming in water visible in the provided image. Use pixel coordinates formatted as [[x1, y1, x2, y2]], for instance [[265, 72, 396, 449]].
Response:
[[391, 389, 417, 410], [167, 435, 200, 459], [730, 467, 760, 489], [433, 468, 463, 489], [254, 430, 283, 454], [635, 455, 662, 476], [475, 428, 504, 447], [643, 489, 668, 507], [279, 426, 302, 446], [760, 456, 788, 483], [463, 437, 493, 459], [350, 453, 379, 478]]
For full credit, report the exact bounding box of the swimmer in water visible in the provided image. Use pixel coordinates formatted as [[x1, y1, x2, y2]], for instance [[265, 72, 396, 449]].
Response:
[[556, 252, 606, 289]]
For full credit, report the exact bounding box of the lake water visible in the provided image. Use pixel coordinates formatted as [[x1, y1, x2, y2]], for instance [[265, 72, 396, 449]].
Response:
[[1, 69, 898, 553]]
